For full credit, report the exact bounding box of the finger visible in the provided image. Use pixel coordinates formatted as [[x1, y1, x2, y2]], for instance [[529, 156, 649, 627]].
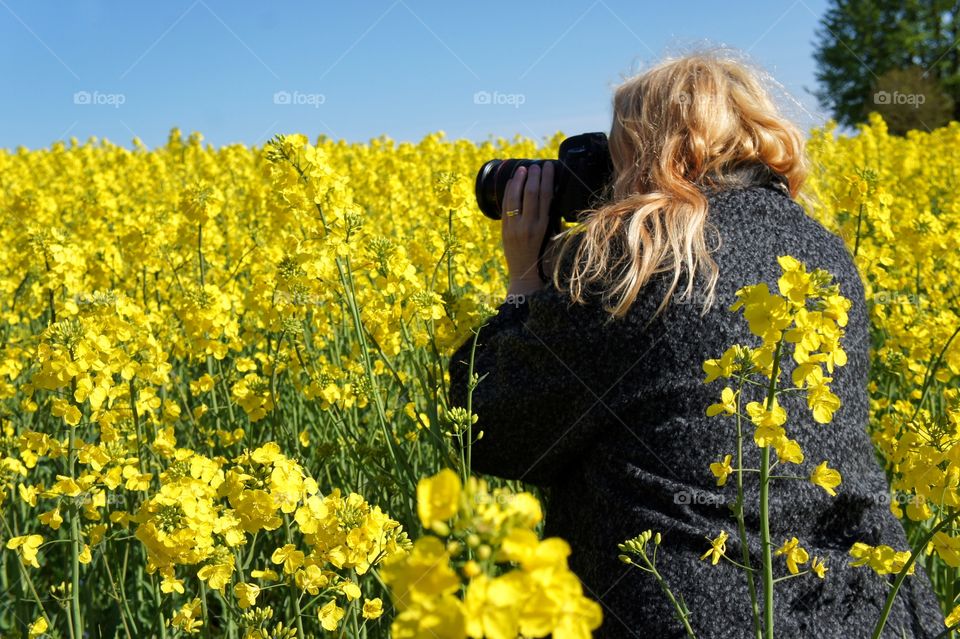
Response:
[[522, 163, 541, 220], [502, 165, 527, 231], [504, 165, 527, 216], [539, 161, 555, 221]]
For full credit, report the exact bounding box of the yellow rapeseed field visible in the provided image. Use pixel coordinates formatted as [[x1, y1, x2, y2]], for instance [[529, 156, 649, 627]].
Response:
[[0, 113, 959, 638]]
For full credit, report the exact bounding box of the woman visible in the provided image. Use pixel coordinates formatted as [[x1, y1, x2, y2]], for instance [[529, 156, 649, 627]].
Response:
[[447, 53, 945, 637]]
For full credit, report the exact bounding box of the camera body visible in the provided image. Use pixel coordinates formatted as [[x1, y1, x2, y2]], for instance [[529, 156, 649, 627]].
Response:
[[474, 132, 614, 282], [475, 131, 614, 224]]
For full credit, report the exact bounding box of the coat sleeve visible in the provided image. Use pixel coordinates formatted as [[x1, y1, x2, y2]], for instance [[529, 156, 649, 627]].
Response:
[[446, 284, 610, 487]]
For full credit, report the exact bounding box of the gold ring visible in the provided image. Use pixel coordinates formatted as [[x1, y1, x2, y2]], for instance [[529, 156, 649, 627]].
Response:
[[505, 208, 520, 217]]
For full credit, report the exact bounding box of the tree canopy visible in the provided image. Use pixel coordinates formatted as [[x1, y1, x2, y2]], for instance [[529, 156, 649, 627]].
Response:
[[813, 0, 959, 133]]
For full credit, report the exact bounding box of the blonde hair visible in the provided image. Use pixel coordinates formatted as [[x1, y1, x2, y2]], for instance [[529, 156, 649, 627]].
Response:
[[546, 51, 808, 321]]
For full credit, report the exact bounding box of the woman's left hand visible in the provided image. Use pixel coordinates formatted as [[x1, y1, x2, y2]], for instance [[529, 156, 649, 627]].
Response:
[[501, 161, 555, 297]]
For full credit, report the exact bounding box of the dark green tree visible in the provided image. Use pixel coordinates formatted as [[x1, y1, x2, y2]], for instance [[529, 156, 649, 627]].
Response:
[[870, 66, 954, 133], [813, 0, 960, 131]]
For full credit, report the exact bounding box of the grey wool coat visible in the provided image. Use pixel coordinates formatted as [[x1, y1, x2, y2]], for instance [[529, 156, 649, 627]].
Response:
[[447, 180, 946, 638]]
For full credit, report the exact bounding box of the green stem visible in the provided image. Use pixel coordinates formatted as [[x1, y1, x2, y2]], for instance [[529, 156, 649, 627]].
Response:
[[67, 378, 83, 639], [759, 338, 785, 639], [624, 552, 696, 638], [733, 380, 763, 639], [0, 517, 52, 632], [871, 510, 960, 639], [199, 581, 209, 629], [131, 378, 167, 638], [853, 202, 864, 257], [463, 328, 482, 480], [284, 515, 306, 639], [759, 449, 774, 637]]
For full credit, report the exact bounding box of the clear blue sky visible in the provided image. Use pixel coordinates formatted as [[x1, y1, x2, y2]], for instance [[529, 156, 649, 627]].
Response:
[[0, 0, 831, 149]]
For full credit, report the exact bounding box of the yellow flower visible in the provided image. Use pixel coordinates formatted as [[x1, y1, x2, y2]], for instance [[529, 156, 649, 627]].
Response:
[[774, 537, 809, 575], [170, 598, 203, 634], [700, 530, 729, 565], [391, 594, 467, 639], [51, 397, 82, 426], [932, 532, 960, 568], [730, 283, 792, 344], [709, 454, 734, 486], [189, 373, 215, 394], [271, 543, 305, 574], [777, 255, 813, 305], [945, 604, 960, 629], [810, 461, 842, 496], [6, 534, 43, 568], [416, 468, 461, 531], [341, 580, 362, 601], [28, 617, 48, 639], [381, 536, 460, 610], [234, 582, 260, 609], [773, 436, 804, 465], [197, 555, 235, 592], [464, 572, 524, 639], [806, 371, 842, 424], [18, 483, 38, 507], [161, 572, 185, 594], [251, 568, 279, 581], [295, 563, 329, 594], [39, 507, 63, 530], [706, 387, 738, 417], [811, 556, 828, 579], [849, 542, 916, 576], [362, 597, 384, 620], [318, 599, 345, 631]]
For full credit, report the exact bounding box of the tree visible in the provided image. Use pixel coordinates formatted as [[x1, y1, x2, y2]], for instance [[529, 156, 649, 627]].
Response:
[[870, 66, 954, 133], [813, 0, 960, 131]]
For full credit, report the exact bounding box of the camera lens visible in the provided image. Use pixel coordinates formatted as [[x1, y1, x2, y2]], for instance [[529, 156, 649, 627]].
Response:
[[475, 159, 544, 220], [475, 159, 505, 219]]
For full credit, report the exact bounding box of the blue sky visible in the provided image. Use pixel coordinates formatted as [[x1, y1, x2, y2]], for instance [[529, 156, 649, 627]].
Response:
[[0, 0, 831, 149]]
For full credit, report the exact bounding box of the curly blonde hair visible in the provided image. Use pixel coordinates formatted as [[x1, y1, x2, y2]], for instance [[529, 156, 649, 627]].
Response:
[[546, 51, 809, 320]]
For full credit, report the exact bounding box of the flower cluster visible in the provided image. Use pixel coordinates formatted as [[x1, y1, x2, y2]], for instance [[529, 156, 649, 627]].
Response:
[[382, 468, 603, 639], [699, 256, 846, 579], [2, 116, 960, 634]]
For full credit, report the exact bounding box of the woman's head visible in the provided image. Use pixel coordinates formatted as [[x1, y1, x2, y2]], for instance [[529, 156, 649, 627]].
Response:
[[549, 50, 808, 320], [608, 53, 807, 198]]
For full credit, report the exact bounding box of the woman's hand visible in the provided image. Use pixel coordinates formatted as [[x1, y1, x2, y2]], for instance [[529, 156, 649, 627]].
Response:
[[502, 161, 555, 298]]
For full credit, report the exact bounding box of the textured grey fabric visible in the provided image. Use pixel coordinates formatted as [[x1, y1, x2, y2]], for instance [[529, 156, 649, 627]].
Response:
[[447, 181, 946, 638]]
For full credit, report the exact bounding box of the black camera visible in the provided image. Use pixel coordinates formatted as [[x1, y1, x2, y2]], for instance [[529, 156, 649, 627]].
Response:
[[474, 132, 614, 281]]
